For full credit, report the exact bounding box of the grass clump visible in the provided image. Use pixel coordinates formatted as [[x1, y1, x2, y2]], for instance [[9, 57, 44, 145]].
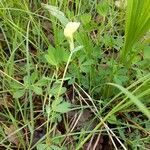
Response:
[[0, 0, 150, 149]]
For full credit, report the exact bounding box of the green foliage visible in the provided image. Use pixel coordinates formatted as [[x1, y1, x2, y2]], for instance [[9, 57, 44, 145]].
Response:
[[96, 1, 109, 17], [52, 97, 71, 113], [45, 46, 68, 67], [0, 0, 150, 149], [37, 143, 62, 150], [41, 3, 69, 26], [10, 71, 49, 98], [80, 13, 91, 25], [109, 83, 150, 119], [121, 0, 150, 65], [143, 45, 150, 59]]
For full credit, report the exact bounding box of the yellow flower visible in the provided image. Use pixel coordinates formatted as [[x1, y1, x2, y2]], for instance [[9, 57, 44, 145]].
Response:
[[115, 0, 127, 9], [64, 22, 80, 51], [64, 22, 80, 39]]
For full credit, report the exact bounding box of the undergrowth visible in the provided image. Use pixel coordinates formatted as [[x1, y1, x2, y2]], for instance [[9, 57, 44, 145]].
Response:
[[0, 0, 150, 150]]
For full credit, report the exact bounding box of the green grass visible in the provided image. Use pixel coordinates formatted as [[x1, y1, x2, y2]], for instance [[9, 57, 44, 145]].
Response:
[[0, 0, 150, 149], [120, 0, 150, 66]]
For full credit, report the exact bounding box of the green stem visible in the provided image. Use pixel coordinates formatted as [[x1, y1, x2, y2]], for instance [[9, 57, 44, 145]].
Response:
[[69, 37, 74, 51]]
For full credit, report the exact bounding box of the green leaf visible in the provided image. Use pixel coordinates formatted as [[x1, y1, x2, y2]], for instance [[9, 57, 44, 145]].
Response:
[[41, 3, 69, 26], [45, 46, 58, 66], [37, 144, 51, 150], [121, 0, 150, 63], [49, 83, 66, 96], [144, 46, 150, 59], [80, 13, 91, 25], [35, 77, 49, 87], [72, 45, 84, 53], [80, 59, 94, 73], [30, 71, 38, 84], [10, 81, 23, 90], [13, 90, 25, 99], [23, 76, 29, 85], [109, 83, 150, 120], [97, 1, 109, 16], [52, 97, 63, 108], [33, 86, 43, 95], [46, 104, 51, 115], [54, 47, 68, 64], [45, 46, 67, 66], [52, 98, 71, 113], [53, 101, 71, 113], [36, 144, 61, 150], [107, 114, 117, 124]]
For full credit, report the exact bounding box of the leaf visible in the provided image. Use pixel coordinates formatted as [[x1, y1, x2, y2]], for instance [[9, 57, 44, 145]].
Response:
[[4, 125, 19, 145], [96, 1, 109, 16], [107, 114, 117, 124], [10, 81, 23, 90], [41, 3, 69, 26], [36, 144, 51, 150], [46, 104, 52, 116], [36, 144, 61, 150], [80, 13, 91, 25], [30, 71, 38, 84], [144, 46, 150, 59], [35, 77, 49, 86], [80, 59, 94, 73], [33, 86, 43, 95], [109, 83, 150, 119], [121, 0, 150, 63], [45, 54, 56, 66], [49, 83, 66, 96], [52, 97, 63, 108], [52, 98, 71, 113], [45, 46, 67, 66], [72, 45, 84, 53], [23, 76, 29, 85], [45, 48, 57, 66], [54, 102, 71, 113], [53, 47, 68, 64], [13, 89, 25, 99]]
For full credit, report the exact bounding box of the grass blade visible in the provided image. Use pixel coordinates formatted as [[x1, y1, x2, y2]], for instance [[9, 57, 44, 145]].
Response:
[[120, 0, 150, 64], [109, 83, 150, 120], [41, 3, 69, 26]]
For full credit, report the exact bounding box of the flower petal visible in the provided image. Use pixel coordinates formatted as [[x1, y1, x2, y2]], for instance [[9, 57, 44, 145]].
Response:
[[64, 22, 80, 38]]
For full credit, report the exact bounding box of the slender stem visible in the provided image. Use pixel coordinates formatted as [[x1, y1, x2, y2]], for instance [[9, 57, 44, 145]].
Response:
[[56, 37, 74, 99], [57, 51, 73, 99], [49, 45, 74, 136], [26, 21, 34, 147], [69, 38, 74, 51]]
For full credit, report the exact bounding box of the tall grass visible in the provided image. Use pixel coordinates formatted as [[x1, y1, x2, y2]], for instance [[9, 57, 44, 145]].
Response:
[[120, 0, 150, 66], [0, 0, 150, 149]]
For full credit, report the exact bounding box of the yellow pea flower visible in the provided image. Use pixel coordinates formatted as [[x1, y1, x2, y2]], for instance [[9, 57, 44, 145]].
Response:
[[64, 22, 80, 39], [64, 22, 80, 51]]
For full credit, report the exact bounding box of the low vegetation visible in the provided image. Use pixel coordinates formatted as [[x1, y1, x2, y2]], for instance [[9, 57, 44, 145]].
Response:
[[0, 0, 150, 149]]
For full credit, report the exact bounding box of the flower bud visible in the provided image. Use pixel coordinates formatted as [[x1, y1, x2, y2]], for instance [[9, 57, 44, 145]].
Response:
[[64, 22, 80, 39]]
